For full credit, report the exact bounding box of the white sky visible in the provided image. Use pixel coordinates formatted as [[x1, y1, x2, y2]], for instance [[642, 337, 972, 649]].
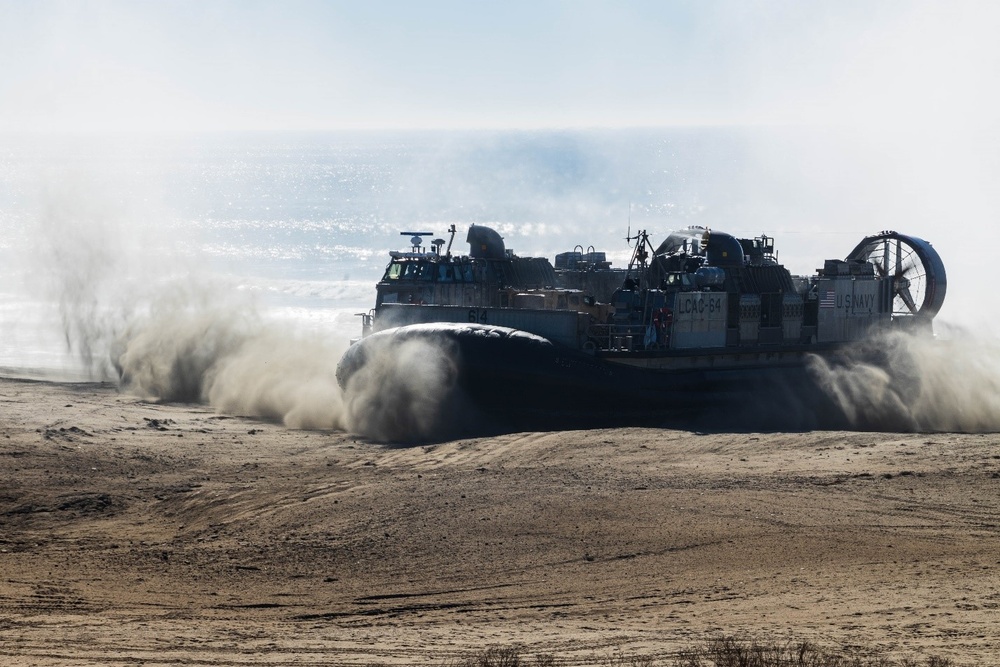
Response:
[[1, 0, 998, 132]]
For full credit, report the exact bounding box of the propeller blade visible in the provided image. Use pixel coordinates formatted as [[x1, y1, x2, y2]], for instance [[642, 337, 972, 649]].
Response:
[[897, 284, 918, 314]]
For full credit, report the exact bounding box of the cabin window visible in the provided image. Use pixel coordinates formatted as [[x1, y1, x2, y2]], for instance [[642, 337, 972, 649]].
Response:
[[398, 261, 434, 281], [384, 263, 403, 280], [438, 264, 454, 282]]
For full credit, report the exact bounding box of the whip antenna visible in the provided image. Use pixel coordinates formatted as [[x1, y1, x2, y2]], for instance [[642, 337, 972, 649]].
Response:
[[626, 201, 632, 242]]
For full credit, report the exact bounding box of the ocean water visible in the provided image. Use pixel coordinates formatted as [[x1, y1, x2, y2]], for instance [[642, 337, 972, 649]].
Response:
[[0, 127, 970, 380]]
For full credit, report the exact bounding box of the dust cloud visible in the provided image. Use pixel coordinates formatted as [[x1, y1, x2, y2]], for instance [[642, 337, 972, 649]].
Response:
[[112, 291, 348, 430], [23, 174, 462, 443], [807, 325, 1000, 433], [110, 291, 466, 442], [115, 300, 473, 440], [109, 286, 466, 441], [337, 330, 469, 442], [32, 176, 155, 380]]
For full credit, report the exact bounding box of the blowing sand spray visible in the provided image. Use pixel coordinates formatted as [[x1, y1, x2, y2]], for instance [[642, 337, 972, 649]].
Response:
[[806, 325, 1000, 432], [29, 177, 461, 442], [113, 298, 462, 440]]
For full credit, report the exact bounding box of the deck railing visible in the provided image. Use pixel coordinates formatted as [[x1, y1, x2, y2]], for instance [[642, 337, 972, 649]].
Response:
[[586, 323, 668, 352]]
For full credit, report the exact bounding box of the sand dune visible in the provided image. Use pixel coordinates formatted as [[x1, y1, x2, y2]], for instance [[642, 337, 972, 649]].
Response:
[[1, 377, 997, 665]]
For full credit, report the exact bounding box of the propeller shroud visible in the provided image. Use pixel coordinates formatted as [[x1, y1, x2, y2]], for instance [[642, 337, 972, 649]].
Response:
[[846, 231, 947, 318]]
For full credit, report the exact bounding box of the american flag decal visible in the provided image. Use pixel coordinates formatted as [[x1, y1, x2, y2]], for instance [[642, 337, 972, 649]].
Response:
[[819, 290, 836, 309]]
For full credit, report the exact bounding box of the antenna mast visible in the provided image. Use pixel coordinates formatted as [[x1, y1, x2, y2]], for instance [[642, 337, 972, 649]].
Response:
[[626, 201, 632, 242]]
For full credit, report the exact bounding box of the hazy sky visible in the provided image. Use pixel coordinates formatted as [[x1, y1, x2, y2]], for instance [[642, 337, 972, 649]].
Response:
[[2, 0, 998, 132]]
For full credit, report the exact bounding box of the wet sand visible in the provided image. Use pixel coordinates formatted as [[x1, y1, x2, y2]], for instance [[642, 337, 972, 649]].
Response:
[[1, 377, 997, 665]]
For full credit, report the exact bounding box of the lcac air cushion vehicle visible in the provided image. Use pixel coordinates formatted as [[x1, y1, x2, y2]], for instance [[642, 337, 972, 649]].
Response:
[[337, 224, 946, 430]]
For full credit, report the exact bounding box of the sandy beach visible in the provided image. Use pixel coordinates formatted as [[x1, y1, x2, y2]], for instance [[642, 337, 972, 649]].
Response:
[[1, 376, 997, 665]]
